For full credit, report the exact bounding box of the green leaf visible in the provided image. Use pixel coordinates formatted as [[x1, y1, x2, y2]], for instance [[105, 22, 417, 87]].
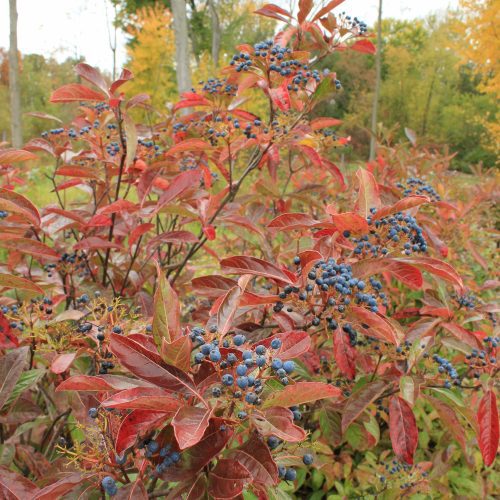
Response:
[[152, 266, 181, 347], [5, 369, 45, 407]]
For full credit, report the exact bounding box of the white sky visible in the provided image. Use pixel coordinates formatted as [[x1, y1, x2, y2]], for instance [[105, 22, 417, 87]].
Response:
[[0, 0, 460, 74]]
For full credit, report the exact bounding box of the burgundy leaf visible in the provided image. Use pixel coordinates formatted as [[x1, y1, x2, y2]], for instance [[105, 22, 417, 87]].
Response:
[[389, 395, 418, 464], [252, 407, 307, 442], [220, 256, 294, 284], [334, 330, 356, 379], [477, 390, 499, 467], [208, 459, 251, 499], [172, 406, 213, 449]]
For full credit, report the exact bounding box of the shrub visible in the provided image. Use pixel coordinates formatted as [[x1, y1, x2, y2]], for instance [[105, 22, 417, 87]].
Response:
[[0, 2, 497, 498]]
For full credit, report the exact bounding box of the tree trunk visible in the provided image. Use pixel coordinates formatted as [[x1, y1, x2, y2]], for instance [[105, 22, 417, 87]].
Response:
[[369, 0, 383, 161], [171, 0, 192, 95], [208, 0, 221, 68], [8, 0, 22, 148], [421, 66, 437, 137]]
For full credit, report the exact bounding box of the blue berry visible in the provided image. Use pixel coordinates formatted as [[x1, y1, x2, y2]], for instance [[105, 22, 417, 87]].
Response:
[[283, 360, 295, 374], [303, 453, 314, 465], [285, 468, 297, 481], [88, 407, 98, 419], [271, 338, 282, 349], [236, 364, 248, 376], [233, 334, 246, 346], [222, 374, 234, 386]]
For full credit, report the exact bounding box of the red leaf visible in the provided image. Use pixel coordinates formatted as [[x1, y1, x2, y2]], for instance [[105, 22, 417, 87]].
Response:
[[216, 286, 242, 336], [75, 62, 109, 95], [56, 165, 100, 179], [109, 334, 204, 401], [441, 322, 482, 350], [341, 380, 387, 433], [334, 330, 356, 379], [351, 39, 377, 54], [268, 212, 318, 230], [356, 168, 381, 217], [161, 336, 192, 372], [166, 139, 212, 156], [394, 257, 463, 289], [252, 407, 307, 442], [192, 275, 238, 298], [227, 433, 279, 487], [152, 266, 181, 344], [312, 0, 346, 20], [348, 306, 400, 344], [85, 214, 112, 228], [153, 169, 202, 214], [129, 223, 155, 247], [372, 196, 429, 221], [147, 230, 198, 248], [0, 312, 18, 349], [110, 68, 134, 95], [116, 409, 169, 455], [254, 331, 311, 360], [112, 479, 147, 500], [329, 211, 369, 234], [98, 199, 137, 215], [163, 419, 234, 482], [0, 347, 29, 409], [56, 374, 152, 392], [50, 352, 77, 374], [477, 390, 499, 466], [208, 459, 251, 499], [101, 387, 182, 412], [203, 225, 216, 240], [0, 466, 39, 499], [0, 238, 59, 261], [268, 84, 291, 111], [389, 396, 418, 464], [33, 473, 86, 500], [254, 4, 292, 22], [298, 0, 314, 23], [50, 83, 107, 102], [425, 395, 467, 453], [172, 406, 213, 449], [0, 273, 44, 294], [0, 149, 37, 164], [310, 117, 342, 130], [73, 237, 123, 251], [220, 256, 294, 284], [263, 381, 341, 408], [0, 187, 40, 227]]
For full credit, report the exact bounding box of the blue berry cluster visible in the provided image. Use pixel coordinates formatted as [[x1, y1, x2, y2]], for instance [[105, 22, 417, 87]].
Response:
[[396, 177, 441, 202], [101, 476, 117, 496], [274, 258, 385, 325], [380, 459, 428, 491], [465, 344, 497, 378], [190, 328, 294, 409], [199, 77, 237, 97], [106, 141, 120, 157], [349, 209, 427, 257], [432, 354, 460, 387], [141, 441, 182, 474], [338, 12, 368, 34], [452, 291, 476, 309]]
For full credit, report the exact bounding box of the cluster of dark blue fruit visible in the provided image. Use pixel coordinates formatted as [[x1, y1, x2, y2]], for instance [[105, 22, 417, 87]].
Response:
[[348, 208, 428, 257], [189, 327, 295, 410], [199, 77, 237, 97], [142, 442, 182, 474], [106, 141, 120, 157], [452, 291, 476, 309], [44, 251, 88, 278], [379, 459, 428, 491], [101, 476, 117, 496], [396, 177, 441, 202], [338, 12, 368, 35], [432, 354, 460, 387], [274, 258, 385, 327], [465, 345, 497, 378]]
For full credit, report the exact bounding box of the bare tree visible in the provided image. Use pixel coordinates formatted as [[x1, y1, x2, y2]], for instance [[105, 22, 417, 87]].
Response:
[[171, 0, 192, 95], [208, 0, 221, 68], [8, 0, 22, 148], [369, 0, 383, 161]]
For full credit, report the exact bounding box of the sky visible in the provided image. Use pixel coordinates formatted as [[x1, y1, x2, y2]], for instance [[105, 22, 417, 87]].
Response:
[[0, 0, 460, 74]]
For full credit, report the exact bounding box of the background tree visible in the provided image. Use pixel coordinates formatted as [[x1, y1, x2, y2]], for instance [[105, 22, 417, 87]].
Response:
[[8, 0, 22, 147]]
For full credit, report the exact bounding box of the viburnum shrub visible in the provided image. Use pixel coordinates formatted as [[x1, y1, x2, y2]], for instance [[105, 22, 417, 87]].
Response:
[[0, 2, 498, 498]]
